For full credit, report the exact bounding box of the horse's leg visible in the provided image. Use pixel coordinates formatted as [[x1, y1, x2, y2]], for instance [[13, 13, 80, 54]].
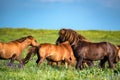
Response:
[[57, 62, 61, 67], [99, 57, 107, 68], [36, 58, 40, 64], [22, 51, 33, 65], [108, 56, 114, 69], [75, 56, 83, 70], [7, 54, 16, 67], [86, 61, 94, 67], [16, 57, 24, 68], [37, 57, 45, 66], [64, 58, 72, 66], [7, 58, 15, 67]]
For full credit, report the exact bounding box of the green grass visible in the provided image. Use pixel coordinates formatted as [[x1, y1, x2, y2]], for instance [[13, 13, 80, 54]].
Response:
[[0, 28, 120, 80]]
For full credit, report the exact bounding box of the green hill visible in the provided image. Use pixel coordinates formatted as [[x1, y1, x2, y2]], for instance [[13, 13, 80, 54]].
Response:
[[0, 28, 120, 44]]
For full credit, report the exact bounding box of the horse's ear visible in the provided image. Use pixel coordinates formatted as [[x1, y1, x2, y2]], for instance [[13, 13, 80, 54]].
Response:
[[59, 29, 65, 35], [27, 36, 33, 39]]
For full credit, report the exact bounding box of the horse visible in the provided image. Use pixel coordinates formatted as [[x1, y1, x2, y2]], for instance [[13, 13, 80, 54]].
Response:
[[0, 36, 38, 68], [56, 28, 94, 67], [36, 41, 76, 67], [74, 40, 118, 70]]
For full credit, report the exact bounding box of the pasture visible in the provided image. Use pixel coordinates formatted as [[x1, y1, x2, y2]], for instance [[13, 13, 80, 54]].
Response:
[[0, 28, 120, 80]]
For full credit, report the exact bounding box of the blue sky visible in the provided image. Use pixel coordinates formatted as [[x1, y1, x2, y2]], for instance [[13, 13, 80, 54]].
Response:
[[0, 0, 120, 30]]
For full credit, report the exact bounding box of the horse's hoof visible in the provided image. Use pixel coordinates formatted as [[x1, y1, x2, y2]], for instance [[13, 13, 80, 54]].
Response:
[[7, 63, 14, 67], [18, 64, 24, 68]]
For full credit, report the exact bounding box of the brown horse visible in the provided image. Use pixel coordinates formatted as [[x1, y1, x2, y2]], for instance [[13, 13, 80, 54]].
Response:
[[36, 41, 76, 67], [74, 41, 118, 70], [0, 36, 38, 68], [56, 28, 94, 67]]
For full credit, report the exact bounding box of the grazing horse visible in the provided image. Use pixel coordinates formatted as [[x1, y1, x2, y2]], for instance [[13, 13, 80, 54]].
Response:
[[36, 41, 76, 67], [0, 36, 38, 68], [73, 40, 118, 70], [56, 28, 94, 67]]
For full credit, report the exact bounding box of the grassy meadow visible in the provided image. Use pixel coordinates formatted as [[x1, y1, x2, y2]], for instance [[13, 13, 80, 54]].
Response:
[[0, 28, 120, 80]]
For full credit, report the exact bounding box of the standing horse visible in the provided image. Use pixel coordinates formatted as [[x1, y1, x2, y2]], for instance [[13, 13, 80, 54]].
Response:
[[0, 36, 38, 68], [36, 41, 76, 67]]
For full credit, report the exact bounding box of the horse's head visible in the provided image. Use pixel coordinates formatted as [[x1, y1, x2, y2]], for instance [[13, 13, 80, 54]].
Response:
[[26, 36, 39, 47], [56, 29, 66, 45], [56, 28, 87, 46]]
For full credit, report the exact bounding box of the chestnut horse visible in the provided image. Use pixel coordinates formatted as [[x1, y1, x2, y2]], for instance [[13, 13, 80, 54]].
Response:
[[36, 41, 76, 67], [0, 36, 38, 68], [70, 40, 118, 70]]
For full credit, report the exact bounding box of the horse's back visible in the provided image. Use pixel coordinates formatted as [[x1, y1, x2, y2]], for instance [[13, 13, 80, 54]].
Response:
[[39, 42, 74, 62], [76, 41, 118, 61]]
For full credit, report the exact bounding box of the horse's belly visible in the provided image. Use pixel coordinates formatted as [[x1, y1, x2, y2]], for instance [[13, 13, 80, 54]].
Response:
[[47, 55, 61, 61], [85, 52, 105, 61], [0, 48, 18, 59]]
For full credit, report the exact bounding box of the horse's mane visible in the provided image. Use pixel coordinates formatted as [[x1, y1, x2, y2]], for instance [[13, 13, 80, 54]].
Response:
[[11, 36, 33, 43], [58, 28, 88, 45]]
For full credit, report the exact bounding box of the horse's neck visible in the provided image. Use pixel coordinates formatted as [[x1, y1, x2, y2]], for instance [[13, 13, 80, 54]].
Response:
[[72, 40, 90, 50], [20, 40, 31, 50]]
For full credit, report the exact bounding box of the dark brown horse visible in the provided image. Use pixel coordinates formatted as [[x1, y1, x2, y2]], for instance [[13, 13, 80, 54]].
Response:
[[56, 28, 94, 67], [74, 40, 118, 70], [36, 41, 76, 67], [0, 36, 38, 68]]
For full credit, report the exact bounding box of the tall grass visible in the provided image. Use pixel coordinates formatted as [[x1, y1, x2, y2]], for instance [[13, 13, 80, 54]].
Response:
[[0, 28, 120, 80]]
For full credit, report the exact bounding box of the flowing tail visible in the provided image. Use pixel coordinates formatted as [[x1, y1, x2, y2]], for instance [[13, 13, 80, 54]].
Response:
[[22, 46, 39, 65]]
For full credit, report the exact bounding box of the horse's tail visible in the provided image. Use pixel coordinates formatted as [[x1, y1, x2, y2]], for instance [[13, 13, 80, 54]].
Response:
[[22, 46, 39, 65]]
